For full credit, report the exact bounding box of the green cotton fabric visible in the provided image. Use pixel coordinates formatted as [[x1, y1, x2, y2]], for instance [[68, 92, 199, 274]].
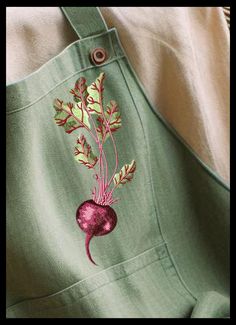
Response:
[[6, 7, 230, 318]]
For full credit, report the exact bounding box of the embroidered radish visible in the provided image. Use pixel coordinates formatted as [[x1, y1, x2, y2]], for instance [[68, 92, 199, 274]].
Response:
[[53, 72, 136, 265]]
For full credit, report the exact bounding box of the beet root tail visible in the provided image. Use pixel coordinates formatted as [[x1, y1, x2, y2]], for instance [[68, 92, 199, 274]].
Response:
[[85, 233, 97, 265]]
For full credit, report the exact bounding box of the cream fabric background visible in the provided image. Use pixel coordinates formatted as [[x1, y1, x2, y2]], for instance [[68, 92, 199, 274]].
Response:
[[6, 7, 230, 183]]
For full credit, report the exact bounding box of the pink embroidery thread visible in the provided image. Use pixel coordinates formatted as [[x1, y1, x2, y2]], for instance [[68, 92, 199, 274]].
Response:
[[53, 72, 136, 265]]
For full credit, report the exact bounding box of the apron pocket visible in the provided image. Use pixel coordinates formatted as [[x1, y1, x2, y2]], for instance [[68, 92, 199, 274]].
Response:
[[7, 243, 195, 318]]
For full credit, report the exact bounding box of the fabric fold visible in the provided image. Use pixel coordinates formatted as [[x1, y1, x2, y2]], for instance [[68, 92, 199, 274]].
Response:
[[190, 291, 230, 318]]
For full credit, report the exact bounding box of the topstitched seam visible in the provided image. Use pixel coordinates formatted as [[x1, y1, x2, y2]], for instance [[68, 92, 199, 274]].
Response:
[[7, 242, 167, 312], [116, 57, 198, 303], [6, 55, 125, 115]]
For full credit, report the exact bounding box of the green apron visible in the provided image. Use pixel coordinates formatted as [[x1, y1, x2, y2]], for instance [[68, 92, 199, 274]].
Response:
[[6, 7, 230, 318]]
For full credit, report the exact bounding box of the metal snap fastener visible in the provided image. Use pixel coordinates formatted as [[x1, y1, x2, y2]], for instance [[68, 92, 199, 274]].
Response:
[[90, 48, 107, 65]]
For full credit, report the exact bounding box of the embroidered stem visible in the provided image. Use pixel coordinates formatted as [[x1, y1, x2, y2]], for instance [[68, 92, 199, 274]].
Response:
[[106, 128, 118, 189], [102, 149, 109, 188], [98, 84, 119, 193]]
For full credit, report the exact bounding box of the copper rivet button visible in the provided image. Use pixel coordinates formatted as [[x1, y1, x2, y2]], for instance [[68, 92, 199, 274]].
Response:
[[90, 48, 107, 65]]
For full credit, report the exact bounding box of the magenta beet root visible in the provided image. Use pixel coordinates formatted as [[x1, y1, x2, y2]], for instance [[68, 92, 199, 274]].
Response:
[[76, 200, 117, 265]]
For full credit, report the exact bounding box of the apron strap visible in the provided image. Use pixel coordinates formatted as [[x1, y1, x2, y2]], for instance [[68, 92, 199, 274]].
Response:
[[61, 7, 108, 39]]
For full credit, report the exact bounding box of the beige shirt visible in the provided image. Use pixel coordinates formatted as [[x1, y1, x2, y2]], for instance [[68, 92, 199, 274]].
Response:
[[6, 7, 230, 183]]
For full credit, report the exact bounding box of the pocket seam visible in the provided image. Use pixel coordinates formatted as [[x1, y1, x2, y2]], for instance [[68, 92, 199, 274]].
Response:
[[7, 242, 167, 314]]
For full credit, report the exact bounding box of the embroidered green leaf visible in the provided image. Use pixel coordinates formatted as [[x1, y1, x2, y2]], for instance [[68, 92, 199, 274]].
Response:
[[86, 72, 105, 115], [53, 99, 90, 134], [97, 100, 122, 142], [53, 71, 137, 209], [72, 102, 90, 129], [113, 160, 136, 187], [70, 77, 88, 103], [74, 135, 98, 169]]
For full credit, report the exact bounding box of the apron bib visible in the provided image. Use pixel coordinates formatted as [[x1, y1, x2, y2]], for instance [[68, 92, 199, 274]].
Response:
[[6, 7, 230, 318]]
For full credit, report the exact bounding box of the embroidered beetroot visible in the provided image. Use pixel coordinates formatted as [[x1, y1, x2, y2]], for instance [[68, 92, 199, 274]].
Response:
[[76, 200, 117, 265], [53, 72, 136, 265]]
